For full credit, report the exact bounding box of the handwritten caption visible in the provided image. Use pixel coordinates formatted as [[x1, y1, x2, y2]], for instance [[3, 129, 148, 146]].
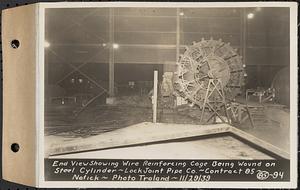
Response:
[[45, 159, 289, 181]]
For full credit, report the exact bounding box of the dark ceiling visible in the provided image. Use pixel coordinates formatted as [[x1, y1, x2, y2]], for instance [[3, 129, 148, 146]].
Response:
[[45, 7, 289, 88]]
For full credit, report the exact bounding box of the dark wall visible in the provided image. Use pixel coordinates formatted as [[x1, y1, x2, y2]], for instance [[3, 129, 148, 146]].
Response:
[[45, 7, 290, 92], [115, 64, 163, 84], [245, 8, 289, 88]]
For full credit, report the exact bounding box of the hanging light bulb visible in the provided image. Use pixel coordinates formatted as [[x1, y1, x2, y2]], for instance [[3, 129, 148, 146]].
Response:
[[247, 13, 255, 19], [113, 43, 119, 49], [44, 40, 50, 48]]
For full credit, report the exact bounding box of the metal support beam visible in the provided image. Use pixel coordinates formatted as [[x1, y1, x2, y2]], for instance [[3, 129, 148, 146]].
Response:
[[200, 79, 230, 124], [164, 8, 180, 73], [49, 49, 108, 93], [109, 8, 115, 97], [54, 50, 105, 85], [176, 8, 180, 62], [240, 8, 247, 65]]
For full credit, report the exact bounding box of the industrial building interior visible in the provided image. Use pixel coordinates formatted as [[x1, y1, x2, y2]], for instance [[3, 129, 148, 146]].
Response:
[[44, 7, 290, 158]]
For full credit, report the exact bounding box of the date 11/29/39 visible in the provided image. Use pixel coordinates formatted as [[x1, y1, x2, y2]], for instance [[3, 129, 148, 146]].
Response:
[[179, 174, 211, 181]]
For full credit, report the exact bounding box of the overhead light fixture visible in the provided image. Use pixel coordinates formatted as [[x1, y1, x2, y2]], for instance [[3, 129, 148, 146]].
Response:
[[113, 43, 119, 49], [247, 13, 254, 19], [44, 40, 50, 48], [102, 43, 107, 47], [179, 12, 184, 16]]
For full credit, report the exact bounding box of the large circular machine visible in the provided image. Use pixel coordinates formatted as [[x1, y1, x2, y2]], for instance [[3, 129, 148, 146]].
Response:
[[174, 38, 246, 108]]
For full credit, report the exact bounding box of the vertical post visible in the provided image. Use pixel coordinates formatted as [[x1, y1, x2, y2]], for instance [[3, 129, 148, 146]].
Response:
[[238, 105, 242, 123], [45, 50, 48, 103], [220, 80, 230, 124], [153, 70, 158, 123], [176, 8, 180, 62], [164, 8, 180, 72], [240, 8, 247, 65], [109, 8, 115, 97], [200, 80, 211, 123]]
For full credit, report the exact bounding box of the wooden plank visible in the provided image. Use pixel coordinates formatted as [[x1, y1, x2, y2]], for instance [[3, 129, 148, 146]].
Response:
[[47, 121, 290, 160], [47, 123, 232, 156], [153, 71, 158, 123], [230, 127, 290, 159]]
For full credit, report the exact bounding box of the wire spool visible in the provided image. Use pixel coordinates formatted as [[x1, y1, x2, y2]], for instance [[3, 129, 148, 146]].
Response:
[[174, 38, 245, 108]]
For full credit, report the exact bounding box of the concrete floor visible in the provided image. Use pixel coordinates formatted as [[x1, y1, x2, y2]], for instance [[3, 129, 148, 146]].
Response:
[[52, 135, 272, 159], [45, 99, 290, 156], [239, 106, 290, 153]]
